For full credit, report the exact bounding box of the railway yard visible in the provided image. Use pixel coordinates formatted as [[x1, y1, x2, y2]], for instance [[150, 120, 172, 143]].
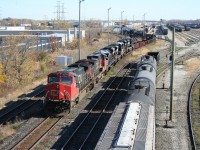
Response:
[[0, 27, 200, 150]]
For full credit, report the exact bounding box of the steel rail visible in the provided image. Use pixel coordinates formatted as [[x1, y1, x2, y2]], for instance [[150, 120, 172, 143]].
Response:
[[0, 90, 44, 125], [188, 72, 200, 150], [61, 63, 131, 150], [11, 116, 62, 150]]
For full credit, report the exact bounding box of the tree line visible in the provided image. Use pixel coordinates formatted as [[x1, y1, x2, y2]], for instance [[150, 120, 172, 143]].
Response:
[[0, 34, 60, 97]]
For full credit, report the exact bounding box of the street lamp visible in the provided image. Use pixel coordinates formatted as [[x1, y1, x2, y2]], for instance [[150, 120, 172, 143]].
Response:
[[121, 11, 124, 39], [143, 13, 147, 39], [108, 7, 111, 45], [78, 0, 84, 60]]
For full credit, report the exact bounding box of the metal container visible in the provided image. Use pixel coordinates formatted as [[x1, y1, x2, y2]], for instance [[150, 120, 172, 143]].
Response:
[[56, 55, 67, 66], [67, 57, 73, 65]]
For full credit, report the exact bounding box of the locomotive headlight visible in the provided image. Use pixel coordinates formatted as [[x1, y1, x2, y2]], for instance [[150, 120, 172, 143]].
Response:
[[56, 85, 59, 89]]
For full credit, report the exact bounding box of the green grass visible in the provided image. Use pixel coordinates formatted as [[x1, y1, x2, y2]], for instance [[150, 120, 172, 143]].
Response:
[[192, 78, 200, 146], [176, 47, 184, 52], [10, 119, 23, 129]]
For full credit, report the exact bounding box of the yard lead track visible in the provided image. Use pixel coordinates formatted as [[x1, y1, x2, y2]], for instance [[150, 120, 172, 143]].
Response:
[[157, 50, 197, 80], [61, 62, 132, 150], [0, 90, 45, 125]]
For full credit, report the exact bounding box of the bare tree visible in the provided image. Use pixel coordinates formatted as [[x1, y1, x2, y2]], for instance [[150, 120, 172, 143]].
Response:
[[0, 34, 38, 86], [48, 36, 60, 53]]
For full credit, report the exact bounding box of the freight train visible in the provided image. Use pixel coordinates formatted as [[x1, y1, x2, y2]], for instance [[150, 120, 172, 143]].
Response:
[[44, 33, 156, 113], [95, 52, 159, 150], [167, 23, 185, 32], [161, 25, 168, 35]]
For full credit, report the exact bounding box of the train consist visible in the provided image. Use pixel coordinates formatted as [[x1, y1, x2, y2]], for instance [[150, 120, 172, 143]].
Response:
[[95, 53, 159, 150], [167, 23, 191, 32], [44, 32, 156, 113], [184, 23, 200, 29]]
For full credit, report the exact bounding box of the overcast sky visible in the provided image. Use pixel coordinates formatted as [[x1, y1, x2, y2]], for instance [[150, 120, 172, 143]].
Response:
[[0, 0, 199, 21]]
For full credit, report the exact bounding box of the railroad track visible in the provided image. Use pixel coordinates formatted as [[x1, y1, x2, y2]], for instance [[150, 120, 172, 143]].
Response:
[[2, 48, 135, 149], [188, 72, 200, 150], [183, 32, 200, 41], [61, 62, 132, 150], [11, 116, 63, 150], [9, 59, 133, 150], [0, 90, 44, 125], [175, 32, 190, 45], [187, 30, 200, 40], [157, 50, 197, 80]]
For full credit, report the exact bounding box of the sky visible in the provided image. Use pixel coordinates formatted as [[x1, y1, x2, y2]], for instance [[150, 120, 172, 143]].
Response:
[[0, 0, 199, 21]]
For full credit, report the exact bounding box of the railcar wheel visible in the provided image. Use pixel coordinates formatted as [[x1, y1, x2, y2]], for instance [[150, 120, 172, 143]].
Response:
[[55, 106, 62, 114], [75, 98, 79, 104], [69, 101, 72, 113], [96, 78, 99, 84], [86, 87, 89, 93]]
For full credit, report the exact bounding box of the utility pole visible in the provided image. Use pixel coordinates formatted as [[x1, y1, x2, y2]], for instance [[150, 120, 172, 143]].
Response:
[[199, 88, 200, 109], [107, 7, 111, 45], [143, 13, 146, 25], [170, 27, 175, 121], [143, 13, 147, 39], [121, 11, 124, 39], [78, 0, 85, 60]]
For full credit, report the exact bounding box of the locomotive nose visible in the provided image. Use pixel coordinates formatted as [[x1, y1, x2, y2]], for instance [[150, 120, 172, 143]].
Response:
[[46, 83, 60, 100]]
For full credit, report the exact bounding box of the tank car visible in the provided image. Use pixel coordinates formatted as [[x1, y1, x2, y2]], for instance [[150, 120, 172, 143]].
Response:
[[95, 53, 159, 150]]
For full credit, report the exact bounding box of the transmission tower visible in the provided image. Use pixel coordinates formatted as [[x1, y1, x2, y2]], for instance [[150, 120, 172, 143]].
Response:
[[61, 3, 66, 20], [0, 7, 2, 19], [56, 1, 61, 20], [55, 1, 66, 20]]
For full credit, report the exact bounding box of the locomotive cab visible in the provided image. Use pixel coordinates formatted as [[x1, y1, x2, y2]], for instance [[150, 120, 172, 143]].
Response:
[[46, 72, 79, 99], [45, 70, 80, 112]]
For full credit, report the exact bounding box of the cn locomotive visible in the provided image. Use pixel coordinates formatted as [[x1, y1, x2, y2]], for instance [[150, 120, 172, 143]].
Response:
[[95, 53, 159, 150], [44, 33, 156, 113]]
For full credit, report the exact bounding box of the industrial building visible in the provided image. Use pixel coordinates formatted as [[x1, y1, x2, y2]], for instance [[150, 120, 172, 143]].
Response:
[[0, 27, 85, 50]]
